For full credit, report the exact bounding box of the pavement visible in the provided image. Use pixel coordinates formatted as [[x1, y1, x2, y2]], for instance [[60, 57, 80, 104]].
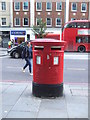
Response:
[[0, 47, 89, 119], [0, 81, 88, 118]]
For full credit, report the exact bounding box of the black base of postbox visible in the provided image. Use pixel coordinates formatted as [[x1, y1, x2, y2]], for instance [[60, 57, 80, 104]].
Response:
[[32, 82, 63, 98]]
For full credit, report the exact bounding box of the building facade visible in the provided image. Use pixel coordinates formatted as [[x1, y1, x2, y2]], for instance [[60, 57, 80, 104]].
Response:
[[0, 0, 11, 47], [0, 0, 90, 47]]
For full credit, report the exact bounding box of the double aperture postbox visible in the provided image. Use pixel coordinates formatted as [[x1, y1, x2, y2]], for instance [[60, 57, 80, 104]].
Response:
[[31, 39, 65, 97]]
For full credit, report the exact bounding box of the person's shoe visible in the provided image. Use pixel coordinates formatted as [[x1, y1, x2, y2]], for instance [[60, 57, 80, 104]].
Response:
[[30, 73, 33, 76], [22, 68, 25, 73]]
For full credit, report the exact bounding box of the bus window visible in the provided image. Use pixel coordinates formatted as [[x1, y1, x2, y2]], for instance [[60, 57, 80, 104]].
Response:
[[87, 37, 90, 43], [76, 37, 82, 43], [66, 22, 77, 28], [76, 36, 89, 43], [77, 22, 89, 28]]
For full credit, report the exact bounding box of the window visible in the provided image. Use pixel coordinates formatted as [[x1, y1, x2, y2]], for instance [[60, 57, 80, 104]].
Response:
[[15, 18, 20, 26], [14, 2, 20, 11], [56, 18, 62, 26], [66, 22, 77, 28], [56, 2, 62, 11], [46, 18, 52, 26], [76, 36, 89, 43], [71, 3, 77, 11], [36, 18, 42, 26], [23, 18, 29, 26], [2, 18, 6, 25], [27, 34, 30, 41], [36, 2, 42, 11], [71, 18, 76, 21], [81, 3, 87, 12], [2, 2, 6, 10], [77, 22, 89, 28], [46, 2, 52, 11], [23, 2, 28, 11]]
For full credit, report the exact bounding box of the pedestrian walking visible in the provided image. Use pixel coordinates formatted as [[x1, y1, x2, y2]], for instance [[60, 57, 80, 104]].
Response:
[[22, 41, 33, 75]]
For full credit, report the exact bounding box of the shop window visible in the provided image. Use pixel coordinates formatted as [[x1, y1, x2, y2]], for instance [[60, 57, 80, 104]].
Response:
[[27, 34, 30, 41]]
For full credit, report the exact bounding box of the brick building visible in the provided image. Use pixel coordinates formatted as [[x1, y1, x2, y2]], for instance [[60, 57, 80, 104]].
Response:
[[35, 0, 89, 29], [0, 0, 90, 47]]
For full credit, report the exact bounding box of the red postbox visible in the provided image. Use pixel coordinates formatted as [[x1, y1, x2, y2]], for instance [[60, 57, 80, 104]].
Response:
[[31, 39, 66, 97]]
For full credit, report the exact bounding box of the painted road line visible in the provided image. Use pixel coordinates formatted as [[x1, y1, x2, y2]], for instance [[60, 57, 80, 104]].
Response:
[[67, 68, 86, 71]]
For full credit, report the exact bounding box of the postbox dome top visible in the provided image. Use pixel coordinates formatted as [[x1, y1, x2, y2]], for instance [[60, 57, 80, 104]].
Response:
[[31, 39, 66, 46], [31, 39, 63, 43]]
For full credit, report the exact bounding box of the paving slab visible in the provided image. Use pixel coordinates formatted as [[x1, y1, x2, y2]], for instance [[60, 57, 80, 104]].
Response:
[[1, 82, 88, 118], [6, 111, 38, 118], [67, 103, 88, 118], [2, 84, 27, 106], [2, 105, 13, 118]]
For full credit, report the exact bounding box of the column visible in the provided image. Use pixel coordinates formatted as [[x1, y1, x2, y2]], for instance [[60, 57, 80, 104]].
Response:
[[65, 0, 69, 23]]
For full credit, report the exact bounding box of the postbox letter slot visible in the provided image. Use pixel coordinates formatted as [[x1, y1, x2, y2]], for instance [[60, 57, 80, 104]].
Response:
[[54, 57, 59, 65], [34, 46, 44, 50], [36, 56, 41, 65], [51, 46, 61, 50]]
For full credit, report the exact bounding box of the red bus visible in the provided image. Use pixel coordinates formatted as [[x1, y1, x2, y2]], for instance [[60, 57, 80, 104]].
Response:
[[62, 20, 90, 52]]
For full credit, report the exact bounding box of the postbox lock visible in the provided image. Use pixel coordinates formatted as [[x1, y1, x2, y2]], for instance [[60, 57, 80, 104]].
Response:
[[36, 56, 41, 65], [54, 56, 59, 65]]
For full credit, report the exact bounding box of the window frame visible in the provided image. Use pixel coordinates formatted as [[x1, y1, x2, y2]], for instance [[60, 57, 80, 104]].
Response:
[[56, 2, 62, 11], [23, 2, 29, 11], [81, 3, 87, 12], [56, 18, 62, 27], [14, 2, 20, 11], [36, 2, 42, 11], [36, 18, 42, 26], [1, 18, 6, 26], [2, 2, 6, 11], [71, 2, 77, 12], [23, 18, 29, 26], [46, 2, 52, 11], [14, 18, 21, 26], [46, 18, 52, 27]]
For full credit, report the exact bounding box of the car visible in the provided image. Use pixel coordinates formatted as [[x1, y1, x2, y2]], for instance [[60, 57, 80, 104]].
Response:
[[7, 42, 32, 58]]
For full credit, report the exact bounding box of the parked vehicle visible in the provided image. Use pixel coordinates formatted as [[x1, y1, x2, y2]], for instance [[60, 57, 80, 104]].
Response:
[[8, 42, 32, 58]]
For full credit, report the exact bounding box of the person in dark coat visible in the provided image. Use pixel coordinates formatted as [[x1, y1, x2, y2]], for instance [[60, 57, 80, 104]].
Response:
[[22, 41, 33, 75]]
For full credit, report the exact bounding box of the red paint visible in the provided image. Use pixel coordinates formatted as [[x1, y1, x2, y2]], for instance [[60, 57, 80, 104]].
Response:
[[35, 33, 60, 40], [62, 20, 90, 52], [31, 39, 66, 85]]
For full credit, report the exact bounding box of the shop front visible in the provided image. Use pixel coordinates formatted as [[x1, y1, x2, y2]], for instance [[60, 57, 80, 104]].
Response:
[[10, 30, 26, 45]]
